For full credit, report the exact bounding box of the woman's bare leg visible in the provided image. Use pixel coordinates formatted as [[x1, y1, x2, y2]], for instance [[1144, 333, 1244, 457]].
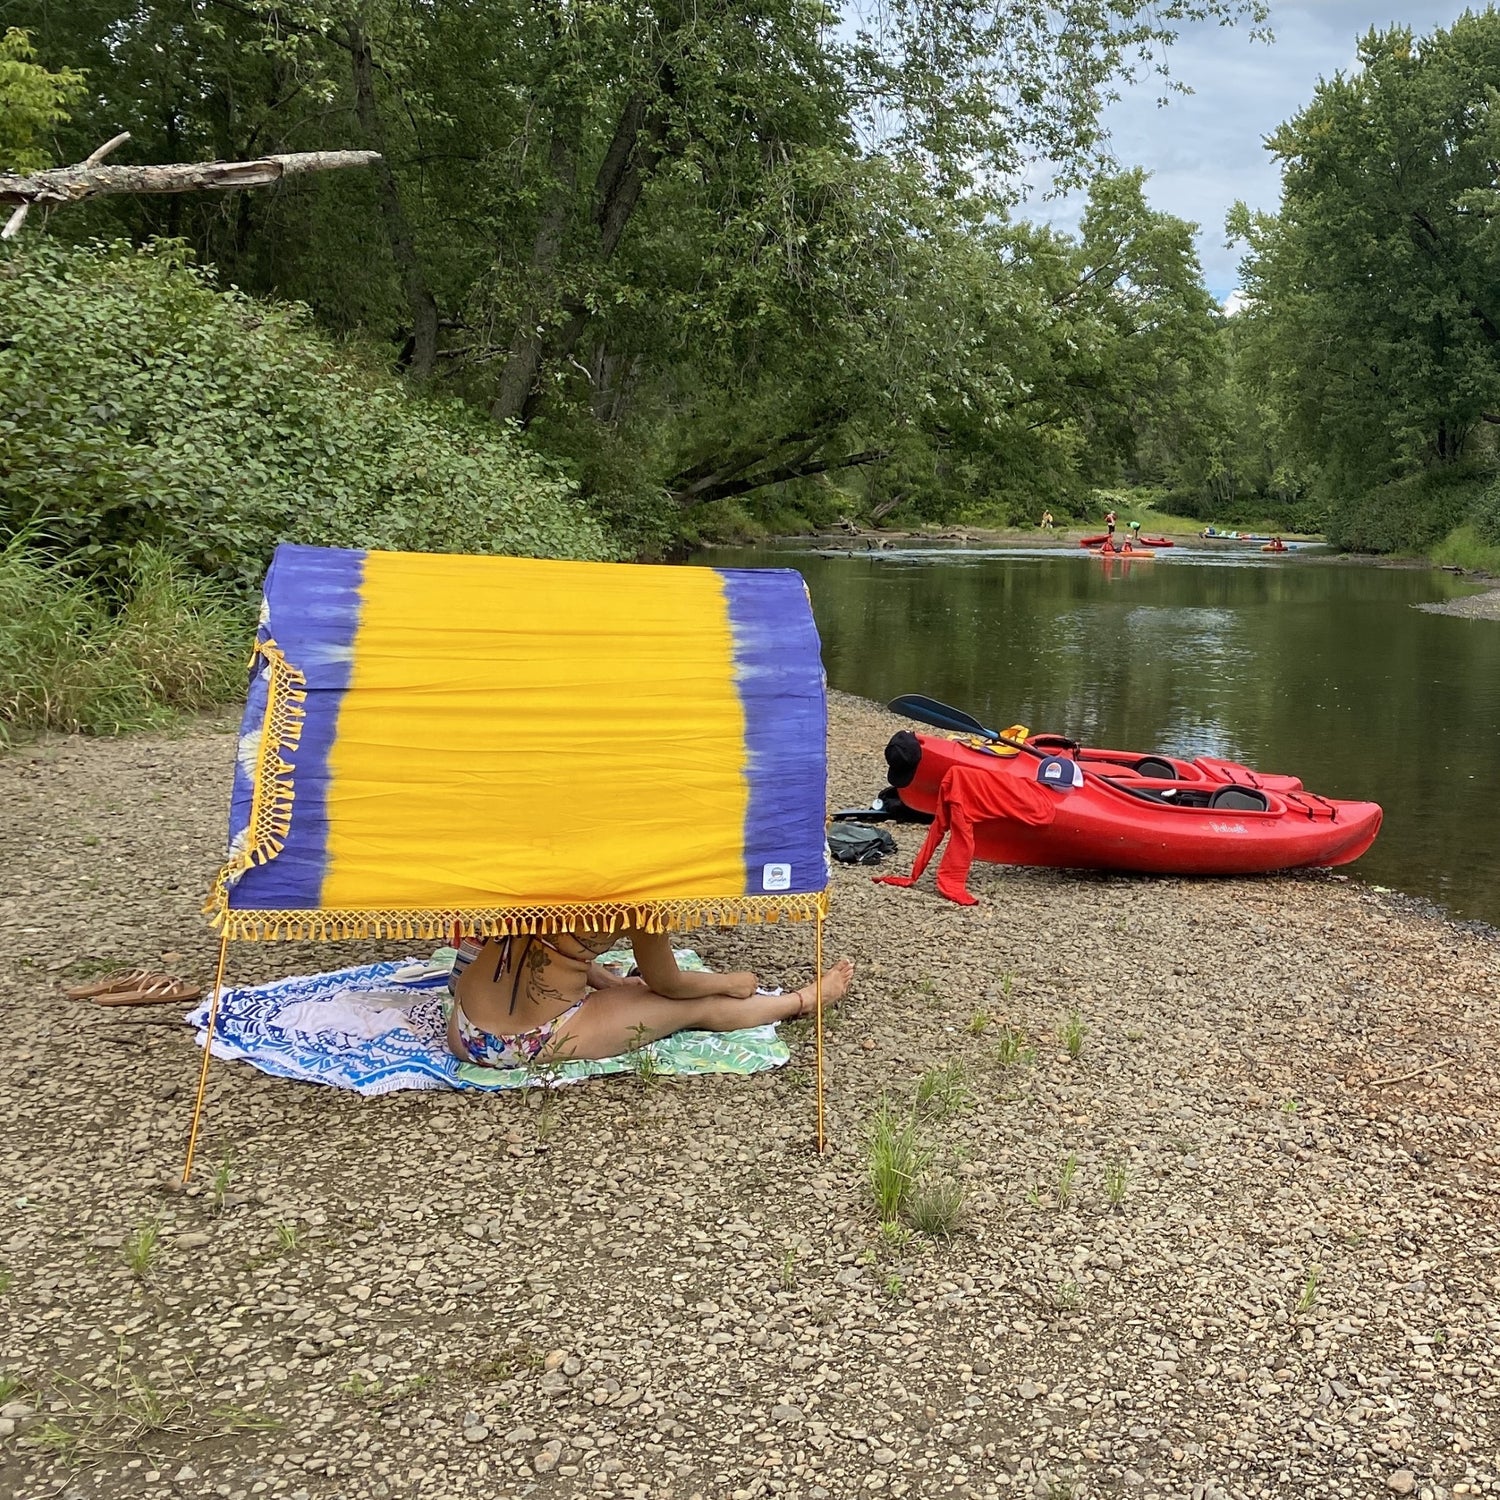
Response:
[[547, 959, 853, 1061], [627, 930, 758, 1000]]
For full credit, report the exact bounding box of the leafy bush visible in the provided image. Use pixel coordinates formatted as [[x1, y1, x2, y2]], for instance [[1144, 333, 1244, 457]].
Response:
[[1324, 464, 1494, 554], [0, 239, 613, 592], [1470, 475, 1500, 548], [0, 539, 248, 742]]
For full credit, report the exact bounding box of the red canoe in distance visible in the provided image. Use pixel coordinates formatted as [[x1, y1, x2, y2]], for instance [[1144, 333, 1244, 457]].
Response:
[[1079, 534, 1175, 548], [887, 734, 1381, 876]]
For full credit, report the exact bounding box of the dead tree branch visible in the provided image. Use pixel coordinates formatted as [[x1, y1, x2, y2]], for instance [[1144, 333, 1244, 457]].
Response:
[[0, 134, 380, 239]]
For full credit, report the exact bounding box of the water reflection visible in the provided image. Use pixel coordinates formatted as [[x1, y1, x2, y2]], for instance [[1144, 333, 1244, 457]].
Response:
[[697, 545, 1500, 926]]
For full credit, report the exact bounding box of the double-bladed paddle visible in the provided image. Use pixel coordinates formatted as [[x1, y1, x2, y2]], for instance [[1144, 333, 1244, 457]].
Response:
[[886, 693, 1214, 808], [886, 693, 1051, 759]]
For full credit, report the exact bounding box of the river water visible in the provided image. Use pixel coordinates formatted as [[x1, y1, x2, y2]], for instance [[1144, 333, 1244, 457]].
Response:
[[696, 541, 1500, 927]]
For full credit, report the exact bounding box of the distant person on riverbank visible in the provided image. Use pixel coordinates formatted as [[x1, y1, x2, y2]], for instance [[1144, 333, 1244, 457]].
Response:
[[1104, 508, 1117, 538], [1129, 520, 1141, 542], [1040, 509, 1054, 529]]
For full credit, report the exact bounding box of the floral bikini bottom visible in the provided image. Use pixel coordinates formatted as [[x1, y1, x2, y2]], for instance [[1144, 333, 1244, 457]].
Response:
[[450, 995, 587, 1070]]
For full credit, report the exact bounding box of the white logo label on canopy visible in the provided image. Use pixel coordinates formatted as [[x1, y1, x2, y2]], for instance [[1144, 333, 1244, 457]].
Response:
[[762, 863, 792, 891]]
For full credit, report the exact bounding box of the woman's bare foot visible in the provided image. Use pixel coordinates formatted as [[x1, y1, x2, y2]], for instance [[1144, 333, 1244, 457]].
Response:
[[790, 958, 855, 1018]]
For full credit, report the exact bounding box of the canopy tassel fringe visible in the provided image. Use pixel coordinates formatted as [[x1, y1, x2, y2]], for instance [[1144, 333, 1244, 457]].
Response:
[[204, 637, 306, 921], [208, 891, 830, 942]]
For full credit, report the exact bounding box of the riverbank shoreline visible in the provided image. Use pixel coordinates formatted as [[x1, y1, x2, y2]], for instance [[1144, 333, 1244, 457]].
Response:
[[794, 524, 1325, 553], [1415, 577, 1500, 619], [2, 695, 1497, 1500]]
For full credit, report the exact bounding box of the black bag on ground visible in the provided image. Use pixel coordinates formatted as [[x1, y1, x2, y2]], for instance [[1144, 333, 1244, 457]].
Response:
[[827, 822, 898, 865]]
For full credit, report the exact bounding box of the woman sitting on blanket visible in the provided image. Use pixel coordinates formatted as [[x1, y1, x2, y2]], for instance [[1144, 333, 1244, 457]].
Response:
[[446, 929, 854, 1070]]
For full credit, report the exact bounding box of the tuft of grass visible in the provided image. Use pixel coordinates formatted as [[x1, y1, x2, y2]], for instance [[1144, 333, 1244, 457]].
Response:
[[966, 1009, 991, 1036], [779, 1245, 799, 1290], [1104, 1159, 1129, 1209], [866, 1101, 933, 1223], [273, 1221, 304, 1253], [209, 1151, 235, 1214], [106, 546, 248, 712], [122, 1220, 160, 1280], [0, 1371, 26, 1403], [1281, 1096, 1301, 1113], [905, 1176, 966, 1237], [995, 1024, 1035, 1068], [1059, 1010, 1086, 1060], [1296, 1267, 1320, 1314], [878, 1219, 912, 1253], [624, 1023, 658, 1091], [1053, 1277, 1082, 1312], [0, 539, 246, 745], [28, 1356, 279, 1465], [914, 1059, 971, 1119], [1056, 1153, 1079, 1208], [882, 1270, 904, 1300], [0, 1268, 12, 1295]]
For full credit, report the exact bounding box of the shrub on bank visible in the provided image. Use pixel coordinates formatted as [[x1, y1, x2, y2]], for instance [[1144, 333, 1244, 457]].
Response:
[[0, 540, 248, 743], [0, 239, 612, 591], [1323, 465, 1496, 554], [1431, 524, 1500, 576]]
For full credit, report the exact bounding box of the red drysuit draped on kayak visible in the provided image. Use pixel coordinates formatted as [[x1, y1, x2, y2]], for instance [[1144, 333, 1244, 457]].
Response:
[[874, 762, 1061, 904]]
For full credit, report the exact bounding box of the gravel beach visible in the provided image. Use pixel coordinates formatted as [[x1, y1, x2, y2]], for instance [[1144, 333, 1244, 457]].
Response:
[[2, 692, 1497, 1500], [1415, 583, 1500, 621]]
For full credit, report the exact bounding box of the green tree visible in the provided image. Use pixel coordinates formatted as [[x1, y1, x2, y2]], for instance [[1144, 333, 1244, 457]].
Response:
[[0, 27, 84, 171], [1232, 13, 1500, 492], [8, 0, 1260, 541]]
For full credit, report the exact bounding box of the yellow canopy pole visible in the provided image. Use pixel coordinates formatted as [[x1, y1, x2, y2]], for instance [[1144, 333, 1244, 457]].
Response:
[[181, 928, 230, 1182], [814, 908, 825, 1154]]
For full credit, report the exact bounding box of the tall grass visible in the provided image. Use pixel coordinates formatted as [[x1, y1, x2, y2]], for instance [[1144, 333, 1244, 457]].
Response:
[[867, 1100, 932, 1224], [0, 539, 247, 744], [1431, 523, 1500, 576]]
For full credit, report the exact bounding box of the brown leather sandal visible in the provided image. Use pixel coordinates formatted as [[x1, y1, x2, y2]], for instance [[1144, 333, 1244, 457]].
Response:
[[93, 975, 203, 1007], [65, 968, 155, 1000]]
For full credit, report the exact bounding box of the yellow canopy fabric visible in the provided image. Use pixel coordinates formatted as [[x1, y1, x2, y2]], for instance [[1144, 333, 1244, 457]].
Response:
[[211, 545, 830, 939]]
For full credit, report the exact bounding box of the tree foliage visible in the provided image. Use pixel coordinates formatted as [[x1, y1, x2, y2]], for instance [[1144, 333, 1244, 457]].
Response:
[[1231, 14, 1500, 501], [6, 0, 1260, 540], [0, 238, 610, 589], [0, 26, 85, 172]]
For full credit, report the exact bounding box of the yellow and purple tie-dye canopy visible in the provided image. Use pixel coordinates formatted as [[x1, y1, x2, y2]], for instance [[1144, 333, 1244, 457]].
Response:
[[209, 544, 830, 940]]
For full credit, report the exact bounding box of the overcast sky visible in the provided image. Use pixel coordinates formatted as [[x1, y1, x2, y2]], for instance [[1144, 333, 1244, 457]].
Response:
[[1038, 0, 1481, 302]]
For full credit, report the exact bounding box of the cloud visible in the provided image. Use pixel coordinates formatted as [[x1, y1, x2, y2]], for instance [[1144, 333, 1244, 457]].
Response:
[[1032, 1, 1476, 299]]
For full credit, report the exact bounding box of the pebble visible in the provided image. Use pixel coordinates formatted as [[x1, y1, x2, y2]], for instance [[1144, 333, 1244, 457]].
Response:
[[2, 694, 1498, 1500]]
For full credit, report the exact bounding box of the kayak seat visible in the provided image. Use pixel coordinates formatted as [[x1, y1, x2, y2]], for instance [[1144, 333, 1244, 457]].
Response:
[[1118, 783, 1211, 808], [1209, 786, 1269, 813], [1134, 757, 1176, 779]]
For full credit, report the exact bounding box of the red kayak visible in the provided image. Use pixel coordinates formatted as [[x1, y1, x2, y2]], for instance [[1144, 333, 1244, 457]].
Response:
[[884, 732, 1381, 879], [1079, 534, 1175, 548]]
